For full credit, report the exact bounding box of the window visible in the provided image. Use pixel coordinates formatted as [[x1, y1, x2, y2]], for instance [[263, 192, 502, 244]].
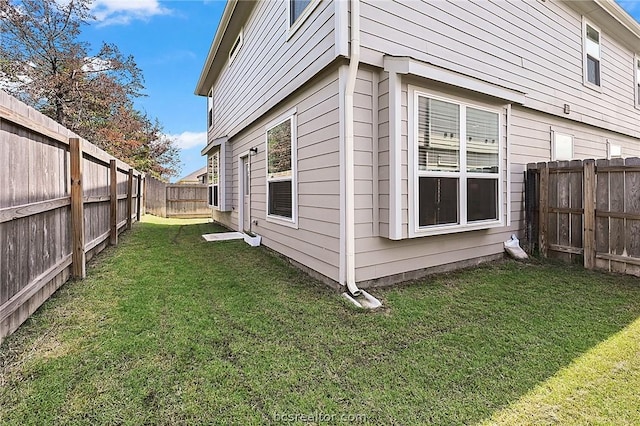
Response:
[[607, 140, 622, 159], [552, 131, 573, 161], [290, 0, 311, 26], [635, 56, 640, 107], [266, 112, 297, 224], [207, 89, 213, 129], [228, 29, 243, 65], [583, 20, 601, 87], [208, 150, 219, 208], [412, 92, 501, 233]]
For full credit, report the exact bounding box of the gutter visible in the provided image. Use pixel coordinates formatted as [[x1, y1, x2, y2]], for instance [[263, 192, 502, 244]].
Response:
[[194, 0, 238, 96], [342, 0, 381, 309], [594, 0, 640, 40]]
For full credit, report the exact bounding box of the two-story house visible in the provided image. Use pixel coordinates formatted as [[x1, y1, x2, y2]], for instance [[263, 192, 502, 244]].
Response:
[[195, 0, 640, 298]]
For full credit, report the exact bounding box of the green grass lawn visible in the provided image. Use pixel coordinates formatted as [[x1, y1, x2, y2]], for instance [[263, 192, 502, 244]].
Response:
[[1, 216, 640, 425]]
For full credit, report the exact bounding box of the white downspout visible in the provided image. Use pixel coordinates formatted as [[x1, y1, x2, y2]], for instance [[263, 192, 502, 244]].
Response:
[[345, 0, 361, 297]]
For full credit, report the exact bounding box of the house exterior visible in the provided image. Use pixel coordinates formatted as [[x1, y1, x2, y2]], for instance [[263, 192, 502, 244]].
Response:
[[195, 0, 640, 291]]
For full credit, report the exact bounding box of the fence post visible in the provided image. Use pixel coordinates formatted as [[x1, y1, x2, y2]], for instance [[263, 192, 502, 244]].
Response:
[[136, 174, 142, 222], [127, 168, 133, 230], [110, 160, 118, 245], [70, 137, 86, 279], [583, 159, 596, 269], [538, 163, 549, 258]]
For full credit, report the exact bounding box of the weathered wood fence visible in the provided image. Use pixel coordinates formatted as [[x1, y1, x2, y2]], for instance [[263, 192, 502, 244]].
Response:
[[145, 176, 210, 218], [0, 91, 144, 344], [526, 157, 640, 275]]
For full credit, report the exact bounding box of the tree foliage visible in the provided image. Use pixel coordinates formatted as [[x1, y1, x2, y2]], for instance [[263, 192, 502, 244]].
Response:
[[0, 0, 180, 179]]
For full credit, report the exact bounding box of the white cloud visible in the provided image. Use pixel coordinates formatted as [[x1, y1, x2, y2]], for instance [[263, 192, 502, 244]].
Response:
[[91, 0, 171, 26], [167, 131, 207, 150]]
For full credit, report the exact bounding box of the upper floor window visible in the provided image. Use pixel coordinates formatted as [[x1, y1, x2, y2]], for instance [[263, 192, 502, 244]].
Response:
[[583, 20, 601, 88], [635, 56, 640, 107], [411, 91, 502, 235], [229, 29, 243, 65], [290, 0, 312, 26], [266, 110, 297, 226], [207, 89, 214, 129]]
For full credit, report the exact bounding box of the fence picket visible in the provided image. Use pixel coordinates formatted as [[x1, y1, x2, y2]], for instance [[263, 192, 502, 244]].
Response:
[[528, 157, 640, 277], [0, 92, 143, 344]]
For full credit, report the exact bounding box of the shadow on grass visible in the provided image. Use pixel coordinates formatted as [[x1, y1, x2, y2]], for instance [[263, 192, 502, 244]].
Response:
[[2, 217, 640, 425]]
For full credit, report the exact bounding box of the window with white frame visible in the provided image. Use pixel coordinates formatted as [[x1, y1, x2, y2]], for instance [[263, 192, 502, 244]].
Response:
[[266, 113, 296, 222], [552, 131, 573, 161], [208, 150, 219, 208], [635, 56, 640, 106], [207, 89, 213, 129], [413, 92, 501, 231], [583, 20, 601, 87], [607, 140, 622, 159], [289, 0, 312, 26], [228, 29, 243, 65]]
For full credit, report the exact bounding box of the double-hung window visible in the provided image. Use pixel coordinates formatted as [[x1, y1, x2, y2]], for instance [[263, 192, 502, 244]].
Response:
[[412, 91, 502, 235], [208, 150, 219, 208], [266, 112, 297, 225], [583, 20, 601, 88]]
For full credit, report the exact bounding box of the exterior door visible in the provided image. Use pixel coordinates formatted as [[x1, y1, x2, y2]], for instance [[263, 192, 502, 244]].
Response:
[[241, 155, 251, 232]]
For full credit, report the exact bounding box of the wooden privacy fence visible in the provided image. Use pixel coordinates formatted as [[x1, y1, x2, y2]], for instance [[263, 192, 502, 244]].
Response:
[[526, 157, 640, 276], [0, 91, 144, 344], [145, 175, 210, 218]]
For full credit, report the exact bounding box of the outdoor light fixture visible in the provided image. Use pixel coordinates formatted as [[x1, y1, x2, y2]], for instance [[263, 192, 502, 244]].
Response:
[[249, 147, 258, 154]]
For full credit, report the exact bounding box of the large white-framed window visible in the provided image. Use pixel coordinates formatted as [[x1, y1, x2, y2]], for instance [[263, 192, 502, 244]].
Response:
[[583, 18, 601, 89], [208, 150, 219, 208], [207, 88, 214, 129], [265, 109, 297, 227], [409, 88, 503, 236], [287, 0, 320, 39], [551, 130, 574, 161]]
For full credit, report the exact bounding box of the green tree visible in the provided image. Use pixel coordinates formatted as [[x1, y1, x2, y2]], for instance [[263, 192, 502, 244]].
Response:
[[0, 0, 180, 179]]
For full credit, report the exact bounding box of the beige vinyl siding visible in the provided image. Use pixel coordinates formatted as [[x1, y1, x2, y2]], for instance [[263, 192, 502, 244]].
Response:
[[353, 69, 518, 283], [214, 70, 342, 282], [377, 73, 390, 238], [510, 105, 640, 165], [353, 68, 376, 239], [507, 105, 640, 232], [209, 0, 337, 142], [359, 0, 640, 138]]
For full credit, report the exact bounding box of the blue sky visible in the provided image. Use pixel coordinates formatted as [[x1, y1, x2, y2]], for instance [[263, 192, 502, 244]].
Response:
[[81, 0, 226, 181], [80, 0, 640, 181]]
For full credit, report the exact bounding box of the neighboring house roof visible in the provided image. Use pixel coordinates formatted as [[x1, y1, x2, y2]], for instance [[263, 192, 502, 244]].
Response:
[[177, 166, 207, 184]]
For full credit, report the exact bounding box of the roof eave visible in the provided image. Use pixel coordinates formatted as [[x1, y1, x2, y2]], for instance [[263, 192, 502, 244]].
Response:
[[194, 0, 239, 96], [594, 0, 640, 40]]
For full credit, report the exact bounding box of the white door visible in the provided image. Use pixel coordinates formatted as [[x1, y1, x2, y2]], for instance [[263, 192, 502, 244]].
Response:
[[241, 155, 251, 232]]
